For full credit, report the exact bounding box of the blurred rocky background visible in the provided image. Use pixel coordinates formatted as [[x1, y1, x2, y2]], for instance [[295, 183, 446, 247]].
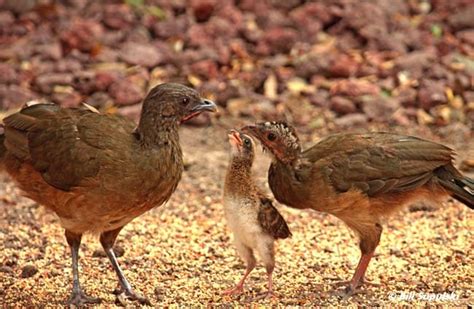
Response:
[[0, 0, 472, 132]]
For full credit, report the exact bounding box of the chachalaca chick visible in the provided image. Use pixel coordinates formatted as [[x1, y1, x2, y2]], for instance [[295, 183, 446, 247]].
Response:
[[243, 121, 473, 296], [223, 129, 291, 298], [0, 83, 217, 305]]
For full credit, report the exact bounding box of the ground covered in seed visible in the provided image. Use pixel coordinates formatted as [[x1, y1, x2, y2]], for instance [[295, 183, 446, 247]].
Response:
[[0, 119, 472, 307]]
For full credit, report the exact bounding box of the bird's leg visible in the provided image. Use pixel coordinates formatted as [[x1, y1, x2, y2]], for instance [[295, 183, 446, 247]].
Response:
[[65, 230, 101, 306], [223, 244, 256, 295], [335, 223, 382, 298], [223, 264, 255, 295], [100, 227, 151, 306]]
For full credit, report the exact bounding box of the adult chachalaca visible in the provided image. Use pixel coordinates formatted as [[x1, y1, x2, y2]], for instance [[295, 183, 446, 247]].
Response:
[[223, 130, 291, 298], [0, 83, 217, 305], [243, 121, 473, 296]]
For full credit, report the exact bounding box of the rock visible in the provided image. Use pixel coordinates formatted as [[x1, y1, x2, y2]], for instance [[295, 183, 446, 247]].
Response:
[[119, 42, 163, 68], [448, 6, 474, 30], [0, 266, 13, 274], [0, 85, 37, 109], [260, 27, 298, 55], [55, 58, 83, 72], [328, 54, 359, 78], [35, 73, 74, 94], [334, 113, 368, 127], [51, 90, 82, 108], [60, 19, 104, 53], [152, 15, 189, 39], [330, 79, 380, 97], [417, 80, 447, 110], [73, 71, 97, 95], [103, 4, 134, 29], [0, 11, 15, 28], [95, 71, 121, 91], [108, 79, 143, 106], [330, 96, 357, 115], [85, 92, 112, 108], [20, 265, 38, 278], [33, 42, 62, 60], [397, 87, 418, 107], [395, 50, 436, 76], [190, 60, 218, 79], [360, 96, 400, 122], [191, 0, 216, 23], [456, 29, 474, 45], [0, 63, 18, 84]]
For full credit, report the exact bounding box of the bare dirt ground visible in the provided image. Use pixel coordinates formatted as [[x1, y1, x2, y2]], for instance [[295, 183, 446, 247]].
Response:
[[0, 116, 472, 307]]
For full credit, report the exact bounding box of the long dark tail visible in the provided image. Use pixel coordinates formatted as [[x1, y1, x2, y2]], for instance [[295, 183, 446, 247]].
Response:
[[435, 165, 474, 209]]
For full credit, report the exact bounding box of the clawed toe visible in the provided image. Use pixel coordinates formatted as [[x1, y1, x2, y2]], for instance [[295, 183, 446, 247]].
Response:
[[67, 291, 101, 307]]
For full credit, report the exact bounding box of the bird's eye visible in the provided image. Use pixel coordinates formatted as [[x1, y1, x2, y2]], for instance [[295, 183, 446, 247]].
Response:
[[267, 132, 276, 141], [182, 97, 189, 105], [244, 139, 251, 146]]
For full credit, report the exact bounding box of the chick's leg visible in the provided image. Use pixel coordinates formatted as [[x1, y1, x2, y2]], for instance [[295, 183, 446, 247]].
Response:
[[65, 230, 101, 306], [255, 239, 276, 299], [100, 227, 151, 305], [223, 240, 256, 295]]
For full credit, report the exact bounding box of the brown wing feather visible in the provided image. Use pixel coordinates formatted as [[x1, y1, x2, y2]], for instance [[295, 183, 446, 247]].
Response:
[[257, 196, 292, 239], [305, 133, 454, 196], [3, 104, 136, 191]]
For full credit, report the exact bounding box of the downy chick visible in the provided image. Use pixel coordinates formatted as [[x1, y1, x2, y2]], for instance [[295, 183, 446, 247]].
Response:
[[223, 129, 291, 297]]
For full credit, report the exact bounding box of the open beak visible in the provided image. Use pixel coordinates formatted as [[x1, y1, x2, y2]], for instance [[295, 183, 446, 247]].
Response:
[[227, 129, 243, 148], [182, 99, 217, 123]]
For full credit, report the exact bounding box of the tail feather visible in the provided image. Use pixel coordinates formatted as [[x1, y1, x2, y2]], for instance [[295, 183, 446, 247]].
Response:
[[435, 165, 474, 209]]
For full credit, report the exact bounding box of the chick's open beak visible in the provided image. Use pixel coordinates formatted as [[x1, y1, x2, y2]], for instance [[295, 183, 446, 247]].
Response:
[[227, 129, 243, 148]]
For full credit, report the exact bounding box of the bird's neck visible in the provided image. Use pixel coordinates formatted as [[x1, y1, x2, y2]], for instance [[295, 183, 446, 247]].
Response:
[[225, 159, 254, 195], [135, 117, 180, 149]]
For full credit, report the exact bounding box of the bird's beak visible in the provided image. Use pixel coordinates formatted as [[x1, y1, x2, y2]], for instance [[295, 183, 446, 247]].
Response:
[[191, 99, 217, 113], [227, 129, 243, 148], [182, 99, 217, 123]]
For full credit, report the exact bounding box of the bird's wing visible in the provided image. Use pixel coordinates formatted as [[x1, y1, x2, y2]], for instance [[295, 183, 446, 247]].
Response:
[[3, 103, 135, 191], [305, 133, 454, 196], [257, 196, 292, 239]]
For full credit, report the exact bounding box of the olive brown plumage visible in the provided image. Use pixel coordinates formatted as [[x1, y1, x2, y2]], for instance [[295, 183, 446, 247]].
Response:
[[0, 83, 217, 305]]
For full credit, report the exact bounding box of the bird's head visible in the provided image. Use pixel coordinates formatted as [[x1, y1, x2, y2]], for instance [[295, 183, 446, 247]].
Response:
[[227, 129, 255, 165], [140, 83, 217, 126], [242, 121, 301, 164]]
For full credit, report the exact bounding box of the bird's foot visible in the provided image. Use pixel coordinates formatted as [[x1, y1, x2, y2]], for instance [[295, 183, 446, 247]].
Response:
[[114, 289, 152, 306], [67, 290, 101, 307], [330, 277, 379, 288], [222, 285, 244, 296]]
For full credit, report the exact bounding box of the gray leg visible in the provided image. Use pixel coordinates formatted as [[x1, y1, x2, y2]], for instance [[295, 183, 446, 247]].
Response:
[[100, 227, 151, 305], [65, 230, 101, 306]]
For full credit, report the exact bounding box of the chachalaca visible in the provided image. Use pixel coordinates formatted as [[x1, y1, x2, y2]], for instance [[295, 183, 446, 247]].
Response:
[[0, 83, 217, 305], [223, 129, 291, 298], [243, 121, 473, 296]]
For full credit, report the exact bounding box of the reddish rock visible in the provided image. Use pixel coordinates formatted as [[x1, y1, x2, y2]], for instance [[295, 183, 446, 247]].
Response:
[[55, 58, 83, 72], [152, 16, 189, 39], [330, 79, 380, 97], [60, 19, 104, 53], [103, 4, 134, 29], [191, 0, 217, 23], [448, 6, 474, 30], [360, 96, 400, 121], [191, 60, 219, 79], [261, 27, 298, 55], [0, 85, 37, 109], [108, 79, 143, 106], [418, 80, 447, 110], [330, 96, 357, 115], [334, 113, 369, 127], [33, 42, 62, 60], [85, 91, 112, 108], [119, 42, 163, 68], [51, 90, 82, 108], [0, 63, 18, 84], [397, 87, 418, 107], [328, 54, 360, 78], [73, 71, 97, 95], [94, 71, 121, 91], [35, 73, 74, 94]]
